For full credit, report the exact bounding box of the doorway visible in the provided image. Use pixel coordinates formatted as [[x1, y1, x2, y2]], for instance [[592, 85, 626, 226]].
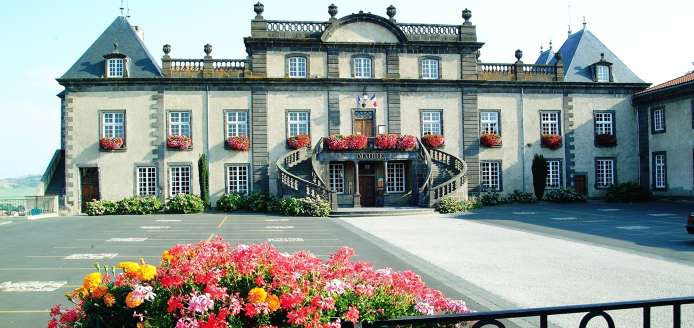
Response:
[[358, 162, 375, 207], [80, 167, 100, 213], [354, 111, 374, 137], [575, 174, 587, 195]]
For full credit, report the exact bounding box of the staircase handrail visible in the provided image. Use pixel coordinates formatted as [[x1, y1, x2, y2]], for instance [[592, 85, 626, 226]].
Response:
[[276, 146, 337, 210], [311, 138, 329, 187], [417, 139, 433, 205], [34, 149, 63, 196], [428, 148, 468, 206]]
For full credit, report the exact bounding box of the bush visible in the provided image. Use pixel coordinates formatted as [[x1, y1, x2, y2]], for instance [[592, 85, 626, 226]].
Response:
[[117, 196, 162, 215], [543, 187, 588, 203], [245, 191, 274, 212], [215, 193, 246, 212], [532, 154, 548, 200], [164, 194, 205, 214], [480, 191, 505, 206], [606, 182, 649, 203], [85, 200, 119, 216], [505, 189, 537, 204], [435, 197, 481, 213], [297, 197, 331, 217]]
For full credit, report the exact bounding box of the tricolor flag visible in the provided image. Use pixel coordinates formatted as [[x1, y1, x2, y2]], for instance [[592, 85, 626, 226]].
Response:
[[370, 94, 377, 107], [356, 94, 361, 107]]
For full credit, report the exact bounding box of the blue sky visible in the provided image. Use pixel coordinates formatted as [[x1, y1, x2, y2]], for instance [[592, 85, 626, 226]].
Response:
[[0, 0, 692, 179]]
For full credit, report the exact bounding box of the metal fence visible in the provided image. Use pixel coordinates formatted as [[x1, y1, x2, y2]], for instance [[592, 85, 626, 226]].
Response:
[[0, 196, 58, 217]]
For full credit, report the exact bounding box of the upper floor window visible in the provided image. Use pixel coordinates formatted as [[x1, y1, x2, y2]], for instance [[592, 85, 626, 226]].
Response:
[[422, 111, 441, 135], [107, 59, 124, 77], [592, 53, 612, 82], [288, 57, 307, 78], [595, 112, 613, 135], [103, 112, 124, 139], [287, 111, 309, 137], [480, 112, 499, 134], [596, 66, 610, 82], [541, 112, 560, 135], [652, 107, 665, 133], [422, 59, 439, 79], [226, 112, 247, 137], [169, 112, 191, 137], [354, 57, 372, 78]]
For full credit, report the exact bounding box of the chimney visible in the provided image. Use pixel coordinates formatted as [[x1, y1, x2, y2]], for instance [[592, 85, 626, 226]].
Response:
[[133, 26, 144, 41]]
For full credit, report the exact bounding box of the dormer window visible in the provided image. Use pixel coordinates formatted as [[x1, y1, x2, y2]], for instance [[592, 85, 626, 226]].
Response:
[[107, 58, 124, 77], [103, 43, 129, 78], [592, 53, 613, 82]]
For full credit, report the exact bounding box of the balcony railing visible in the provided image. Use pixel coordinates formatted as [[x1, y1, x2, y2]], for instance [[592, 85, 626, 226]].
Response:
[[479, 61, 564, 82]]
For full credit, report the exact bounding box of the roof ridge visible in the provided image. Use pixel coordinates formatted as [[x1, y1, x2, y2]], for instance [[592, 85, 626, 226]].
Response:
[[636, 71, 694, 95]]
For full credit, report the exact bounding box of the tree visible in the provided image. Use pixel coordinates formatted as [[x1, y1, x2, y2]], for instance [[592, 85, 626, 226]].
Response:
[[531, 154, 548, 200], [198, 153, 210, 209]]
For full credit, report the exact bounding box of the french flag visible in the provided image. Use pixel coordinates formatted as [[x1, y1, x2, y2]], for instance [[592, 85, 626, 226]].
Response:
[[370, 94, 377, 107], [356, 94, 361, 107]]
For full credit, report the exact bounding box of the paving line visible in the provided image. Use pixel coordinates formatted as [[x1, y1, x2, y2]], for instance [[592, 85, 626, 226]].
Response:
[[218, 216, 228, 228], [206, 234, 215, 242]]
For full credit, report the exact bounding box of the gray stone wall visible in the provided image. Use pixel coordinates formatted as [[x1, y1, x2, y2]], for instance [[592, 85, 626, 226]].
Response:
[[252, 89, 269, 192]]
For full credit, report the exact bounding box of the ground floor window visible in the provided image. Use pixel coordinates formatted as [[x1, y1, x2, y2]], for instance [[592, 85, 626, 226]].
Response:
[[654, 153, 666, 189], [481, 161, 501, 191], [596, 159, 614, 188], [227, 165, 249, 194], [387, 163, 405, 193], [546, 160, 560, 188], [329, 164, 344, 194], [170, 166, 191, 195], [137, 167, 157, 196]]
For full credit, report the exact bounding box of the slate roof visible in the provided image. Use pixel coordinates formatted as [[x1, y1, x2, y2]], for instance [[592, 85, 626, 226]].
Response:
[[535, 47, 555, 65], [635, 71, 694, 95], [547, 29, 644, 83], [61, 16, 162, 79]]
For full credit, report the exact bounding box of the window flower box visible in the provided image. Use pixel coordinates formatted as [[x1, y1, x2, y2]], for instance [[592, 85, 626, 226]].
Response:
[[480, 133, 501, 147], [422, 134, 444, 148], [345, 134, 368, 150], [542, 134, 562, 150], [325, 134, 347, 150], [226, 135, 250, 151], [100, 137, 123, 150], [167, 135, 192, 150], [596, 133, 617, 147], [397, 134, 417, 150], [287, 134, 310, 149], [375, 133, 398, 149]]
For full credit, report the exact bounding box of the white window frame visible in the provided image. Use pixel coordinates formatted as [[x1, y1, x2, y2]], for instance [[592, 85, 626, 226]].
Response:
[[226, 112, 248, 137], [480, 112, 499, 134], [481, 162, 501, 191], [103, 112, 124, 139], [387, 163, 405, 193], [541, 112, 559, 135], [596, 66, 610, 82], [227, 165, 249, 194], [354, 58, 372, 78], [107, 58, 123, 78], [595, 112, 613, 135], [287, 112, 309, 137], [546, 160, 560, 188], [654, 154, 666, 189], [422, 111, 441, 135], [422, 59, 439, 79], [288, 57, 307, 78], [170, 166, 191, 195], [137, 167, 157, 196], [596, 159, 614, 188], [169, 112, 191, 137], [329, 164, 344, 194], [653, 109, 664, 132]]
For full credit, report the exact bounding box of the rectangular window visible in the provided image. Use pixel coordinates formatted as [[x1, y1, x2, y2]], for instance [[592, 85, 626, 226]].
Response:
[[226, 112, 248, 137], [422, 111, 441, 135], [596, 66, 610, 82], [596, 159, 614, 188], [107, 58, 123, 77], [354, 58, 372, 78], [137, 167, 157, 196], [654, 153, 666, 189], [387, 163, 405, 193], [480, 112, 499, 134], [481, 162, 501, 191], [169, 112, 191, 137], [227, 165, 249, 194], [329, 164, 344, 194], [422, 59, 438, 79], [170, 166, 191, 195], [287, 112, 309, 137], [595, 113, 613, 135], [541, 112, 559, 135], [653, 108, 664, 132], [546, 161, 560, 188], [288, 57, 307, 78], [103, 112, 124, 138]]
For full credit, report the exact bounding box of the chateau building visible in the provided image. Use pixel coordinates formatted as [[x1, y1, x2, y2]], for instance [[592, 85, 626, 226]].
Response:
[[44, 3, 654, 213]]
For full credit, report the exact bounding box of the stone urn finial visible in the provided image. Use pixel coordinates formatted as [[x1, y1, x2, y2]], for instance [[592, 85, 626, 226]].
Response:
[[204, 44, 212, 56], [476, 50, 481, 60], [254, 2, 264, 19], [328, 4, 338, 20], [515, 49, 523, 61], [554, 51, 563, 62], [600, 53, 605, 61], [163, 44, 171, 55], [386, 5, 396, 21], [113, 43, 119, 54], [462, 8, 472, 25]]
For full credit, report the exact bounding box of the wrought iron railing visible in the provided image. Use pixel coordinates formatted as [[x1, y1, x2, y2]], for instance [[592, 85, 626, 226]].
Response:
[[428, 148, 467, 206], [364, 296, 694, 328], [276, 147, 337, 210], [0, 199, 27, 217]]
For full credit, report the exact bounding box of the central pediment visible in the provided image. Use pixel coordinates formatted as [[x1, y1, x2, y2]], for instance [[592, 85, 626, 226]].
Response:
[[321, 14, 407, 44]]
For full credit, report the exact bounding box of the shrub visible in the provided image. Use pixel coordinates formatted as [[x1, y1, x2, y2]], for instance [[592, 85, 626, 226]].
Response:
[[269, 197, 301, 216], [85, 200, 119, 216], [164, 194, 205, 214], [422, 134, 444, 147], [480, 191, 505, 206], [198, 154, 210, 209], [297, 197, 331, 217], [505, 189, 537, 203], [216, 193, 246, 212], [226, 135, 250, 151], [117, 196, 162, 215], [435, 197, 481, 213], [245, 191, 274, 212], [606, 182, 649, 203], [543, 187, 588, 203], [532, 154, 548, 200], [480, 133, 501, 147]]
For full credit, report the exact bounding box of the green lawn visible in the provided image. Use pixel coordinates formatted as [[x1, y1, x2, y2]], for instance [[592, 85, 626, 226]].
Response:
[[0, 187, 36, 199]]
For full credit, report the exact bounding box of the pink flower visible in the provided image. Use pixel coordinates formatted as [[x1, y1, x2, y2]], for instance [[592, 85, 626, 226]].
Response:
[[188, 293, 214, 314], [344, 305, 360, 323], [176, 317, 200, 328], [324, 279, 352, 295], [415, 302, 435, 315], [132, 285, 156, 302]]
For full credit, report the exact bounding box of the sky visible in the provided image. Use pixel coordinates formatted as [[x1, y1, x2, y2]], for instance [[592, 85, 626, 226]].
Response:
[[0, 0, 692, 180]]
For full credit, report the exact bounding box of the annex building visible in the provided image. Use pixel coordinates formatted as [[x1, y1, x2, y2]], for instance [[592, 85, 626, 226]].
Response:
[[41, 3, 658, 213]]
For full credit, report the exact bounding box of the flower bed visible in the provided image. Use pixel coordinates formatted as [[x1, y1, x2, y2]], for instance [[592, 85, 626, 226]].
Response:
[[422, 134, 444, 148], [100, 137, 123, 150], [287, 134, 310, 149], [374, 133, 397, 150], [226, 135, 250, 151], [168, 135, 192, 150], [396, 135, 417, 150], [595, 133, 616, 147], [49, 239, 473, 328], [325, 134, 347, 150], [480, 133, 501, 147], [542, 134, 562, 150], [345, 134, 368, 150]]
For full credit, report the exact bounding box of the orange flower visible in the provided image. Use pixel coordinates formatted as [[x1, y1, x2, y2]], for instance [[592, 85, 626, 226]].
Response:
[[247, 287, 267, 303], [162, 250, 174, 261], [266, 294, 280, 311], [126, 292, 142, 308], [92, 285, 108, 299], [137, 323, 145, 328], [118, 262, 140, 279], [137, 264, 157, 281], [104, 293, 115, 307], [82, 272, 102, 291]]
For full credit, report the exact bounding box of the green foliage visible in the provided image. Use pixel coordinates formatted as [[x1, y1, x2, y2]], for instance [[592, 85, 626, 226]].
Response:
[[245, 191, 274, 212], [117, 196, 162, 214], [296, 197, 331, 217], [480, 191, 505, 206], [531, 154, 548, 200], [269, 197, 301, 216], [505, 189, 537, 204], [164, 194, 205, 214], [606, 182, 649, 203], [434, 196, 481, 213], [543, 187, 588, 203], [198, 154, 210, 209], [85, 200, 119, 216], [216, 193, 246, 212]]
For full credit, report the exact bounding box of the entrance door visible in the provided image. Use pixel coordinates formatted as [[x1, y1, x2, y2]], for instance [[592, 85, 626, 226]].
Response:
[[354, 111, 374, 137], [80, 167, 100, 212], [358, 162, 375, 207], [575, 175, 586, 195]]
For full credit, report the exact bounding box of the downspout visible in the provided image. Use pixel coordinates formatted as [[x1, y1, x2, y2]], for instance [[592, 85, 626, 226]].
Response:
[[521, 87, 526, 192], [206, 85, 211, 160]]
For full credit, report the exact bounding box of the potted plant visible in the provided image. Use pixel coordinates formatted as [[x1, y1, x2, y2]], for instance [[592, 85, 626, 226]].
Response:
[[596, 133, 617, 147], [167, 135, 192, 150], [100, 137, 123, 150], [397, 134, 417, 150], [226, 135, 250, 151], [480, 133, 501, 147], [542, 134, 562, 150], [422, 134, 444, 148], [325, 134, 347, 150], [375, 133, 398, 149], [345, 134, 368, 150], [287, 134, 310, 149]]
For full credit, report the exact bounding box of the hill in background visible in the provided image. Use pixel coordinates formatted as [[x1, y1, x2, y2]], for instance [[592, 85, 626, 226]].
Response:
[[0, 175, 41, 199]]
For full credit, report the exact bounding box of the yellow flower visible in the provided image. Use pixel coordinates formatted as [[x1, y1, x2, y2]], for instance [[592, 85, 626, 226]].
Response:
[[104, 293, 115, 307], [247, 287, 267, 303], [137, 264, 157, 281], [266, 294, 280, 311], [137, 323, 145, 328], [125, 292, 141, 308], [118, 261, 140, 278], [162, 250, 174, 261], [82, 272, 103, 291], [92, 285, 108, 299], [64, 292, 72, 298]]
